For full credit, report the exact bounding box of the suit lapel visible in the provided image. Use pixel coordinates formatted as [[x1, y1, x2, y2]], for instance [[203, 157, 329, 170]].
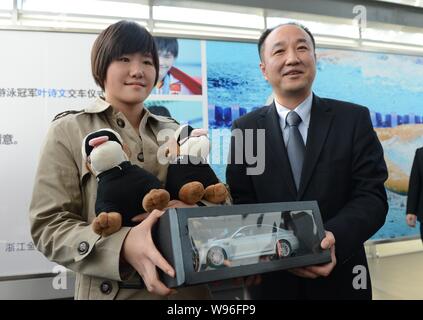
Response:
[[298, 95, 334, 199], [258, 102, 297, 198]]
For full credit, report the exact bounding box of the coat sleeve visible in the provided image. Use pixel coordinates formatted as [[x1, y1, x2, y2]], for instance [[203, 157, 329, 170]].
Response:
[[29, 121, 133, 281], [324, 107, 388, 264], [406, 149, 421, 215], [226, 120, 258, 204]]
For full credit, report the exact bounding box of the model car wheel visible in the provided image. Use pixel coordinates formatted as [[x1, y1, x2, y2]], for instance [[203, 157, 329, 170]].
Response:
[[276, 239, 292, 258], [206, 246, 227, 268]]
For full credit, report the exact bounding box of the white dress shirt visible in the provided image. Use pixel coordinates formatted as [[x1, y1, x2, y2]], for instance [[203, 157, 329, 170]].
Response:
[[274, 93, 313, 146]]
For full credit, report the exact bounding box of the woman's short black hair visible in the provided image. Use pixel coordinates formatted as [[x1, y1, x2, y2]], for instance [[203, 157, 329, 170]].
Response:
[[91, 20, 160, 90]]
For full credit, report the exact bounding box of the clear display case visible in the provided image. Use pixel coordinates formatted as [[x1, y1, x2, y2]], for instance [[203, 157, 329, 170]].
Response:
[[152, 201, 331, 288]]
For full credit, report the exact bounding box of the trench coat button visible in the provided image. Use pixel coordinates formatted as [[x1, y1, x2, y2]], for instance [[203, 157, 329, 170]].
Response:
[[116, 118, 125, 128], [77, 241, 89, 255], [137, 152, 144, 162], [100, 281, 112, 294]]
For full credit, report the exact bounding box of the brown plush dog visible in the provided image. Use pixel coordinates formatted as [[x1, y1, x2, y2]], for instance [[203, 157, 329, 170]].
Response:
[[165, 124, 228, 205], [83, 126, 228, 237], [82, 128, 170, 236]]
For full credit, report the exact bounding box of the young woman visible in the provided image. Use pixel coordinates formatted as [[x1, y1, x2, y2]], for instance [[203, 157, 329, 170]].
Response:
[[29, 20, 211, 300]]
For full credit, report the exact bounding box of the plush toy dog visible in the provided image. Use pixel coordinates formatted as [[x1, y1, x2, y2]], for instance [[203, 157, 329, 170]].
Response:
[[83, 126, 228, 237], [82, 128, 170, 236], [165, 124, 228, 205]]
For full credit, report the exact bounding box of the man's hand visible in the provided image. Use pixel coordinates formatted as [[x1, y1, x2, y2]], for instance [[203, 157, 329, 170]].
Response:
[[288, 231, 337, 279], [406, 214, 417, 228], [122, 209, 176, 296]]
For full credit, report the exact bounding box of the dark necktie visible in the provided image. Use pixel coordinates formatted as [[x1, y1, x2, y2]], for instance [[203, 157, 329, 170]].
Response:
[[286, 111, 305, 190]]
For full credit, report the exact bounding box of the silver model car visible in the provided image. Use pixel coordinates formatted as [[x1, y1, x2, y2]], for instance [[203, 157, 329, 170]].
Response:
[[193, 224, 299, 271]]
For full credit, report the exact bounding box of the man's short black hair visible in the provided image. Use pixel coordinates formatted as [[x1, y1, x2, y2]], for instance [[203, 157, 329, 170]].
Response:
[[154, 37, 179, 58], [258, 22, 316, 61]]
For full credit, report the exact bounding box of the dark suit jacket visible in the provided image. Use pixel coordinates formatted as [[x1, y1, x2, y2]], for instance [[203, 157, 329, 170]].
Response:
[[406, 147, 423, 222], [226, 94, 388, 300]]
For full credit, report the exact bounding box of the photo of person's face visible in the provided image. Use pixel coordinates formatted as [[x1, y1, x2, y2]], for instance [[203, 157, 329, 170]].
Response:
[[158, 50, 176, 82]]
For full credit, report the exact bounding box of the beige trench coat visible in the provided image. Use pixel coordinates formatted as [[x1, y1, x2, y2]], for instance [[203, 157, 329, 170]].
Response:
[[29, 97, 211, 299]]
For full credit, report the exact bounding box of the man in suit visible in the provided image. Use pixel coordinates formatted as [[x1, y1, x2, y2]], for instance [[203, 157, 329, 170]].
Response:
[[226, 23, 388, 299], [406, 148, 423, 241]]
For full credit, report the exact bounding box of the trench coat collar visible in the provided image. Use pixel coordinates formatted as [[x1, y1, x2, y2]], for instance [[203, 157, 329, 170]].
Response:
[[84, 97, 175, 124]]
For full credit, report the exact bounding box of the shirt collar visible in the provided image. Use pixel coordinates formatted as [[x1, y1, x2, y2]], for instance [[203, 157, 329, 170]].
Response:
[[275, 92, 313, 129]]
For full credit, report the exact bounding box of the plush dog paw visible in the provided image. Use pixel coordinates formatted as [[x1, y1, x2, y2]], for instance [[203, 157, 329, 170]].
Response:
[[92, 212, 122, 237], [204, 183, 228, 204], [143, 189, 170, 212], [179, 181, 205, 205]]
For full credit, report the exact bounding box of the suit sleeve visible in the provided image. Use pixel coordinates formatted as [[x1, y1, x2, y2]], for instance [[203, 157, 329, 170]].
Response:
[[406, 149, 421, 215], [29, 121, 133, 281], [324, 107, 388, 264], [226, 120, 258, 204]]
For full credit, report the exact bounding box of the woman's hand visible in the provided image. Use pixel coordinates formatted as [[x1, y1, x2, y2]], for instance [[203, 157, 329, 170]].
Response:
[[167, 199, 198, 208], [130, 200, 197, 223], [122, 209, 176, 296]]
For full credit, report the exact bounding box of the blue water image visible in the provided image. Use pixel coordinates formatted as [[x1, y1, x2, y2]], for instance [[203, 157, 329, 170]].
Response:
[[207, 41, 423, 240], [206, 40, 272, 110], [376, 190, 419, 240]]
